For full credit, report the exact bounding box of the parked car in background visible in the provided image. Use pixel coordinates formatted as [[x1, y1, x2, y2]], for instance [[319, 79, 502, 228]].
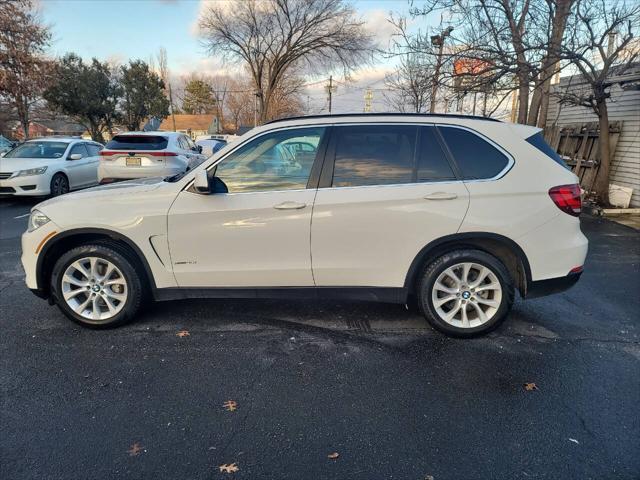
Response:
[[98, 132, 207, 183], [22, 113, 587, 337], [0, 135, 17, 155], [196, 137, 227, 156], [0, 137, 102, 196]]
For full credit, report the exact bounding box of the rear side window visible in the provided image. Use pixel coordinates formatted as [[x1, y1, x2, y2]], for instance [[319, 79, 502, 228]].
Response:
[[526, 131, 568, 168], [332, 125, 416, 187], [438, 127, 509, 180], [417, 127, 456, 181], [105, 135, 168, 150]]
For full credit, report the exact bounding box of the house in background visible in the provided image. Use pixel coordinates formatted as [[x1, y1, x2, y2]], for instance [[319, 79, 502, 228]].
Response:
[[10, 119, 87, 140], [157, 114, 220, 139], [546, 64, 640, 208]]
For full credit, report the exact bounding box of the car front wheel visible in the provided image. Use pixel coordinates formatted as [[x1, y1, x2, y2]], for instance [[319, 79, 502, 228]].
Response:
[[50, 244, 143, 328], [418, 249, 515, 337]]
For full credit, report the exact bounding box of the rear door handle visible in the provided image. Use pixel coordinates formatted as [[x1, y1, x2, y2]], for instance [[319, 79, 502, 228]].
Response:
[[423, 192, 458, 200], [273, 201, 307, 210]]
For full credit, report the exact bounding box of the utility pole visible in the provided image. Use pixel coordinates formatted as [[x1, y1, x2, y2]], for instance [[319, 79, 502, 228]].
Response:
[[325, 76, 337, 114], [430, 26, 454, 113], [364, 88, 373, 113], [168, 82, 176, 132]]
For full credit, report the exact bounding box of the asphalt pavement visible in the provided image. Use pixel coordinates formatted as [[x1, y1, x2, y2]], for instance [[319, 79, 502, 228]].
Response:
[[1, 196, 638, 480]]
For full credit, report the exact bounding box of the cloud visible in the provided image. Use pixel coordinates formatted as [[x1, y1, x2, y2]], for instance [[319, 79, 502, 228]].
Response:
[[190, 0, 236, 37], [363, 9, 397, 50]]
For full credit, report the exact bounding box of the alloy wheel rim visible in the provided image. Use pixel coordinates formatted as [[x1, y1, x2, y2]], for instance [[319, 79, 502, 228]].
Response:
[[53, 177, 68, 195], [61, 257, 128, 321], [431, 262, 502, 329]]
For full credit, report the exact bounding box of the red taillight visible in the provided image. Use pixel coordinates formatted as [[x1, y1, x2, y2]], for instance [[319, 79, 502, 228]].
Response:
[[548, 184, 581, 216], [569, 266, 584, 274], [99, 150, 177, 157]]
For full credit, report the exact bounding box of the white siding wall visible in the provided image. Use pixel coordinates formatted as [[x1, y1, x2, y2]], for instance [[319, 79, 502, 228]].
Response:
[[547, 77, 640, 208]]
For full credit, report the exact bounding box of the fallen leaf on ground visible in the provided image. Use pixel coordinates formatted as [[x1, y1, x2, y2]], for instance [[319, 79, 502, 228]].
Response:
[[327, 452, 339, 459], [176, 330, 190, 338], [568, 438, 580, 444], [128, 442, 144, 456], [219, 463, 239, 473], [223, 400, 238, 412], [425, 475, 435, 480], [523, 382, 538, 391]]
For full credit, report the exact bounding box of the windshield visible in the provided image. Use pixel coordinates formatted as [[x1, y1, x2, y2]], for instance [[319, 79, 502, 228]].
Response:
[[4, 141, 69, 159]]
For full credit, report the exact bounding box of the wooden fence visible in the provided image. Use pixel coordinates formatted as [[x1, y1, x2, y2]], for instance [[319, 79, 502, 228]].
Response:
[[543, 122, 621, 193]]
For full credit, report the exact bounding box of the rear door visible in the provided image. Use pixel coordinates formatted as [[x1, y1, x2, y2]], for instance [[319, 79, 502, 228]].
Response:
[[84, 143, 102, 185], [311, 124, 470, 288]]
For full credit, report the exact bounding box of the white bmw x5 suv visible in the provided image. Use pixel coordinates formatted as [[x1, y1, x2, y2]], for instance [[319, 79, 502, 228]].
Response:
[[21, 114, 588, 337]]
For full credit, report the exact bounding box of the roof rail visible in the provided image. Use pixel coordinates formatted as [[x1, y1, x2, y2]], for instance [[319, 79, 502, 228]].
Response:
[[265, 112, 502, 125]]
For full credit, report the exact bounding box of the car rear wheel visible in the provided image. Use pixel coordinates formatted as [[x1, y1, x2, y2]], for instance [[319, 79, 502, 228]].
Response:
[[418, 249, 514, 337], [50, 173, 69, 196], [50, 244, 143, 328]]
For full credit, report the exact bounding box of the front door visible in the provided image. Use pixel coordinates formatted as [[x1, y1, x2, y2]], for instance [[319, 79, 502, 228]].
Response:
[[66, 143, 95, 188], [168, 126, 328, 288], [311, 124, 470, 288]]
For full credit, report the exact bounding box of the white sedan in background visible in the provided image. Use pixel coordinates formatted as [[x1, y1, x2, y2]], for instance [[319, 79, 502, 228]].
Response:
[[98, 132, 208, 183], [0, 137, 102, 196]]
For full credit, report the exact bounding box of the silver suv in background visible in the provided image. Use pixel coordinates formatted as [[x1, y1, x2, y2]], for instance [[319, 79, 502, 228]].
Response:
[[98, 132, 207, 183]]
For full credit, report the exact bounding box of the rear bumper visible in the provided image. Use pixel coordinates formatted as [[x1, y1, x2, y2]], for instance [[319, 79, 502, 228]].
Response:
[[98, 163, 185, 181], [525, 271, 582, 299]]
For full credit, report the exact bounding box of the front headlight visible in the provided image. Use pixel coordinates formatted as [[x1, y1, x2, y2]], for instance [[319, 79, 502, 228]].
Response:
[[28, 210, 51, 232], [16, 167, 48, 177]]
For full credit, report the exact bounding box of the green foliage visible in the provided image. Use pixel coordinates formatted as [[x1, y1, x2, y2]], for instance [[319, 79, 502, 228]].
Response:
[[182, 79, 216, 114], [44, 53, 119, 143], [120, 60, 170, 131]]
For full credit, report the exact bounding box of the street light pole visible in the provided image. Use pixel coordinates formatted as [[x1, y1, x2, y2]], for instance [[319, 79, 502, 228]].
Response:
[[430, 26, 454, 113]]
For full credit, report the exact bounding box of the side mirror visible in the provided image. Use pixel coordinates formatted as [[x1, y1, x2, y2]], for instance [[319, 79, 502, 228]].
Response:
[[197, 145, 203, 154], [193, 169, 210, 194], [68, 153, 82, 160]]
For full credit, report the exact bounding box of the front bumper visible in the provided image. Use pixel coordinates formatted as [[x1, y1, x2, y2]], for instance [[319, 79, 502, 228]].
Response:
[[0, 175, 50, 196], [21, 221, 60, 291], [526, 270, 583, 299]]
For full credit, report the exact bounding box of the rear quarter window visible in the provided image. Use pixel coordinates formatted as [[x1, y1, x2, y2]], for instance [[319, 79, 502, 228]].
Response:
[[437, 126, 509, 180], [526, 131, 568, 168], [106, 135, 168, 150]]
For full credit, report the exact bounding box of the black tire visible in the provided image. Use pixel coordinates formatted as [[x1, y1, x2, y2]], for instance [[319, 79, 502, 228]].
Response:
[[50, 173, 69, 196], [418, 249, 515, 338], [50, 244, 143, 328]]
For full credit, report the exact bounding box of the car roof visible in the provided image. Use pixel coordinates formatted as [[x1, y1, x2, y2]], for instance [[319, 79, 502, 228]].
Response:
[[113, 131, 179, 137], [265, 113, 501, 125], [24, 137, 102, 145]]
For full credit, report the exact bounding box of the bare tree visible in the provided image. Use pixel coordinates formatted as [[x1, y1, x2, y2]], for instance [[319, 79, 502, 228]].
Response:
[[198, 0, 374, 123], [0, 0, 51, 139], [225, 77, 254, 131], [557, 0, 639, 205], [527, 0, 575, 126], [384, 51, 433, 113]]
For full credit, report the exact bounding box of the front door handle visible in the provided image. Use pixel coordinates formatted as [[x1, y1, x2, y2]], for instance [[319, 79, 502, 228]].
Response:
[[424, 192, 458, 200], [273, 201, 307, 210]]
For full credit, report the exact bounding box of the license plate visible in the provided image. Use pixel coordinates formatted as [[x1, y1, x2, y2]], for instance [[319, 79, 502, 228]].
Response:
[[126, 157, 141, 167]]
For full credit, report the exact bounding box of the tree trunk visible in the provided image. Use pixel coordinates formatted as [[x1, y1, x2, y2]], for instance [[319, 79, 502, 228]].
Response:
[[517, 73, 529, 124], [594, 99, 611, 206]]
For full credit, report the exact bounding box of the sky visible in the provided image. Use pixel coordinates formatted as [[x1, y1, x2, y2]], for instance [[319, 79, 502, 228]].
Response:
[[39, 0, 434, 114]]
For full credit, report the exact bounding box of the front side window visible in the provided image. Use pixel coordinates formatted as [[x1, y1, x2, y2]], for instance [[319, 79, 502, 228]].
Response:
[[437, 126, 509, 180], [214, 127, 325, 193], [86, 144, 102, 156], [332, 125, 417, 187], [69, 144, 88, 158], [4, 141, 69, 159]]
